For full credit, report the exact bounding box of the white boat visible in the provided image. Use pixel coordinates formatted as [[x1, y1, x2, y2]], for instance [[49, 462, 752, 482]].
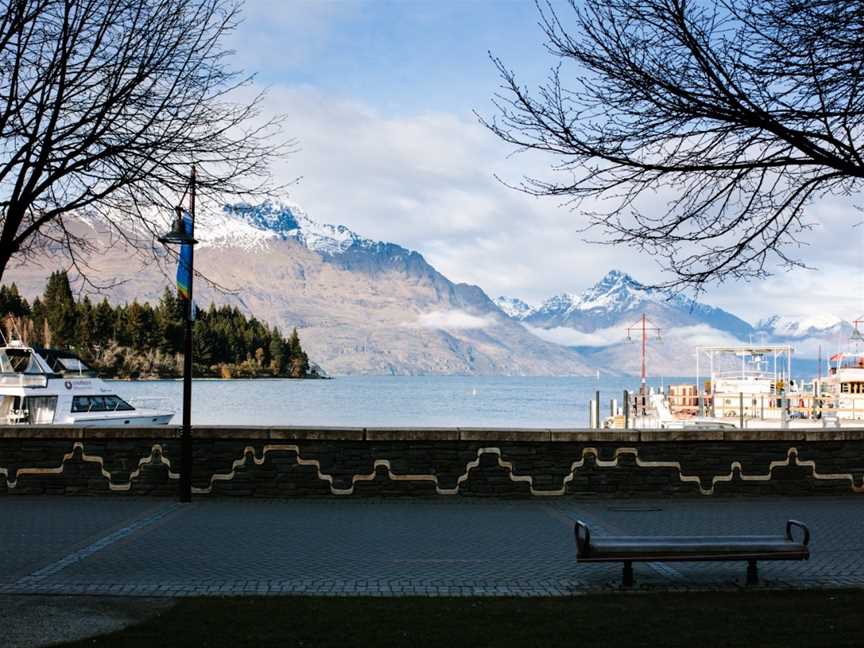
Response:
[[824, 351, 864, 421], [697, 345, 796, 421], [604, 344, 822, 429], [0, 340, 174, 426]]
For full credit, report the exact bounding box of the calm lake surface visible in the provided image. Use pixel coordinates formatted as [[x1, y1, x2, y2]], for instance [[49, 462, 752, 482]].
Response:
[[111, 375, 692, 428]]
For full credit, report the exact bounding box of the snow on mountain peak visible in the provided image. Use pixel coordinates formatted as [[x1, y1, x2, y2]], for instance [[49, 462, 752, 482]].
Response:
[[198, 200, 373, 255], [494, 296, 535, 319], [532, 270, 663, 317], [755, 314, 846, 338]]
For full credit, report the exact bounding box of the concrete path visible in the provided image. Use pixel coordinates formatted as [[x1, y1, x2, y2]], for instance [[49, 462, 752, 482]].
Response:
[[2, 497, 864, 597]]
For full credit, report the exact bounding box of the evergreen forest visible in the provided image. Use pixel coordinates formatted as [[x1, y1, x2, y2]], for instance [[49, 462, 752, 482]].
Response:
[[0, 272, 318, 379]]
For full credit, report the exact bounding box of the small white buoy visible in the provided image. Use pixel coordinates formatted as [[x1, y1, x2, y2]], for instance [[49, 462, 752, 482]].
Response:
[[472, 387, 477, 396]]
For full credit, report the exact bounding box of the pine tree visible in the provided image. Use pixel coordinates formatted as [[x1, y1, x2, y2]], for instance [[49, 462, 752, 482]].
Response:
[[75, 296, 95, 356], [125, 301, 153, 352], [93, 298, 115, 345], [269, 329, 287, 375], [30, 298, 45, 345], [42, 271, 76, 347], [0, 283, 30, 318], [288, 327, 302, 357], [155, 288, 184, 354], [287, 328, 308, 377]]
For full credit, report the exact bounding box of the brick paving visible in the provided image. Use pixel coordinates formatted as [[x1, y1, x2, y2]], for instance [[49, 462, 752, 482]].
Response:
[[1, 497, 863, 596]]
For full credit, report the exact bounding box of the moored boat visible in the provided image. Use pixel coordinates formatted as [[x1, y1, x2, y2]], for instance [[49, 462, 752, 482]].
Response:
[[0, 340, 174, 426]]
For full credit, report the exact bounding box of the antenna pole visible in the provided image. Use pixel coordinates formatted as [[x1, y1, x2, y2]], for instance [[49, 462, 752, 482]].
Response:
[[626, 313, 661, 415], [641, 314, 647, 386]]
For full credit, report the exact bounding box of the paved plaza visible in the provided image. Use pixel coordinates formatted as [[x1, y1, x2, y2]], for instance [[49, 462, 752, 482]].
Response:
[[1, 496, 863, 596]]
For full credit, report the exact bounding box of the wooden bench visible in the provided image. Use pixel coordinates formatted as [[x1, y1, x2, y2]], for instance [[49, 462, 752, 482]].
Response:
[[574, 519, 810, 586]]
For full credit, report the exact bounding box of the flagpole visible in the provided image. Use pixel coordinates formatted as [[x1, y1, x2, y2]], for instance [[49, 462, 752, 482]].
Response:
[[179, 165, 195, 503]]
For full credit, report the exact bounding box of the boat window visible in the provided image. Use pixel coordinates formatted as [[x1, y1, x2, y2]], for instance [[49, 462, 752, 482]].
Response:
[[72, 395, 135, 412], [22, 396, 57, 424], [2, 349, 41, 373], [842, 383, 850, 393], [56, 357, 93, 374], [73, 396, 102, 412], [105, 395, 135, 411], [0, 351, 14, 373]]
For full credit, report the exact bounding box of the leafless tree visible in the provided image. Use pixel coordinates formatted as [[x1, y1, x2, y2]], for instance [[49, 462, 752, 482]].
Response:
[[482, 0, 864, 289], [0, 0, 289, 284]]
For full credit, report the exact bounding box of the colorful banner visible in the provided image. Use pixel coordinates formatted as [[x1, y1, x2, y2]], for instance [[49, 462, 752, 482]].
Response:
[[176, 210, 193, 301]]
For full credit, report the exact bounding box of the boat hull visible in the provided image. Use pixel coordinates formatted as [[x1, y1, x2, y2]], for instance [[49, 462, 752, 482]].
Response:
[[67, 412, 174, 426]]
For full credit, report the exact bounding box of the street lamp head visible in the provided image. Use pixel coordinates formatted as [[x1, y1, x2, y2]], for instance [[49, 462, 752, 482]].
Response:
[[158, 206, 197, 246]]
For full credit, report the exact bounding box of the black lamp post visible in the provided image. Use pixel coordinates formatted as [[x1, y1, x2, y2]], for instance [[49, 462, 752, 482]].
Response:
[[158, 166, 198, 503]]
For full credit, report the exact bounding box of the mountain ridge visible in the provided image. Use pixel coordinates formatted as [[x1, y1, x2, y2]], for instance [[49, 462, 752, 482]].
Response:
[[4, 202, 853, 375], [4, 201, 597, 376]]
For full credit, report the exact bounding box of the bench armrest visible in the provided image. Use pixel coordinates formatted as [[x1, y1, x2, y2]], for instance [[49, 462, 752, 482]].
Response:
[[786, 520, 810, 545], [574, 520, 591, 557]]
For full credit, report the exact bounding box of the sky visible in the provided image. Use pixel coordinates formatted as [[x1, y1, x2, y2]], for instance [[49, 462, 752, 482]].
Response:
[[226, 0, 864, 323]]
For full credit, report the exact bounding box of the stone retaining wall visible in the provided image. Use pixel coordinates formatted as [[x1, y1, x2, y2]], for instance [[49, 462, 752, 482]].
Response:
[[1, 426, 863, 497]]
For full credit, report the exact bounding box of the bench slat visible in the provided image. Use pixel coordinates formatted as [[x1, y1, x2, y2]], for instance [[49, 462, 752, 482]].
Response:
[[588, 537, 805, 558]]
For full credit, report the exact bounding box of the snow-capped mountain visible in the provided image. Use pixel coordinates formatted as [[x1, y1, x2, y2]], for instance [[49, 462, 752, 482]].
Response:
[[6, 200, 595, 376], [494, 296, 535, 319], [205, 200, 444, 280], [201, 200, 375, 255], [9, 199, 854, 376], [520, 270, 753, 339], [754, 315, 849, 340]]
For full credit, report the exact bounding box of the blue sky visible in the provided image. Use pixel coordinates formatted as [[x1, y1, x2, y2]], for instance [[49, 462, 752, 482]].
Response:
[[226, 0, 862, 323], [233, 0, 552, 115]]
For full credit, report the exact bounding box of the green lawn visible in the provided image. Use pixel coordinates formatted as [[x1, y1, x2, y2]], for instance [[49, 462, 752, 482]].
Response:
[[58, 591, 863, 648]]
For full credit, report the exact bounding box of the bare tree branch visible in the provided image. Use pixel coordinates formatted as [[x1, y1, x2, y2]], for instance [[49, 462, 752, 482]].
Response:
[[0, 0, 292, 283], [480, 0, 864, 290]]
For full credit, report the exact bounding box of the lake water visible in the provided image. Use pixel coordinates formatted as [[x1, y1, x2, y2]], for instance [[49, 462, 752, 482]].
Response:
[[111, 375, 692, 428]]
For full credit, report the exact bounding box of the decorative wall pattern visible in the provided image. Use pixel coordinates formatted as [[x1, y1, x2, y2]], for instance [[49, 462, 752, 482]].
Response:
[[1, 433, 863, 497], [0, 441, 177, 491]]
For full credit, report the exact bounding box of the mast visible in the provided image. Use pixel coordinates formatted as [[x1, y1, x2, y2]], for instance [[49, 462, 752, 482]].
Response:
[[626, 314, 661, 416], [818, 344, 822, 390], [641, 314, 646, 385], [627, 313, 661, 387]]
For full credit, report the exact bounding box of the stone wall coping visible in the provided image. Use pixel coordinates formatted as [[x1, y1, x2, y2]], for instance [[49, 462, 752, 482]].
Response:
[[1, 425, 863, 443]]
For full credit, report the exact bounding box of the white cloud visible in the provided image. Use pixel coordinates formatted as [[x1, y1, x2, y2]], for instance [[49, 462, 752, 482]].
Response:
[[413, 310, 493, 330], [242, 85, 861, 324], [667, 325, 743, 348], [527, 323, 743, 349], [525, 325, 623, 347]]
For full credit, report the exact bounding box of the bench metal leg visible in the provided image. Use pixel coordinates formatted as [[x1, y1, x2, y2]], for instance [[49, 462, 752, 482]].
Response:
[[746, 560, 758, 586], [623, 561, 634, 587]]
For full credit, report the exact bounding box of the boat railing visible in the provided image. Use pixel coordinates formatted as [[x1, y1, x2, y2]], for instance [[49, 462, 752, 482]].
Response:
[[0, 373, 48, 388], [712, 370, 776, 380], [129, 397, 173, 412]]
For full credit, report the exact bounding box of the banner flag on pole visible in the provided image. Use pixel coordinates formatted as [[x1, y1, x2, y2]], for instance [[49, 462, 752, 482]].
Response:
[[175, 210, 193, 300]]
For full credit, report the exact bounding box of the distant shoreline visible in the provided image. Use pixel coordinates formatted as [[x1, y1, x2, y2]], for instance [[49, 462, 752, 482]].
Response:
[[106, 374, 330, 381]]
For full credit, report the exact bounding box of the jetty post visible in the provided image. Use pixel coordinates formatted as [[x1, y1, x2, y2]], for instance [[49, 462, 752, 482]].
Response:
[[594, 390, 600, 429], [623, 390, 630, 429]]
